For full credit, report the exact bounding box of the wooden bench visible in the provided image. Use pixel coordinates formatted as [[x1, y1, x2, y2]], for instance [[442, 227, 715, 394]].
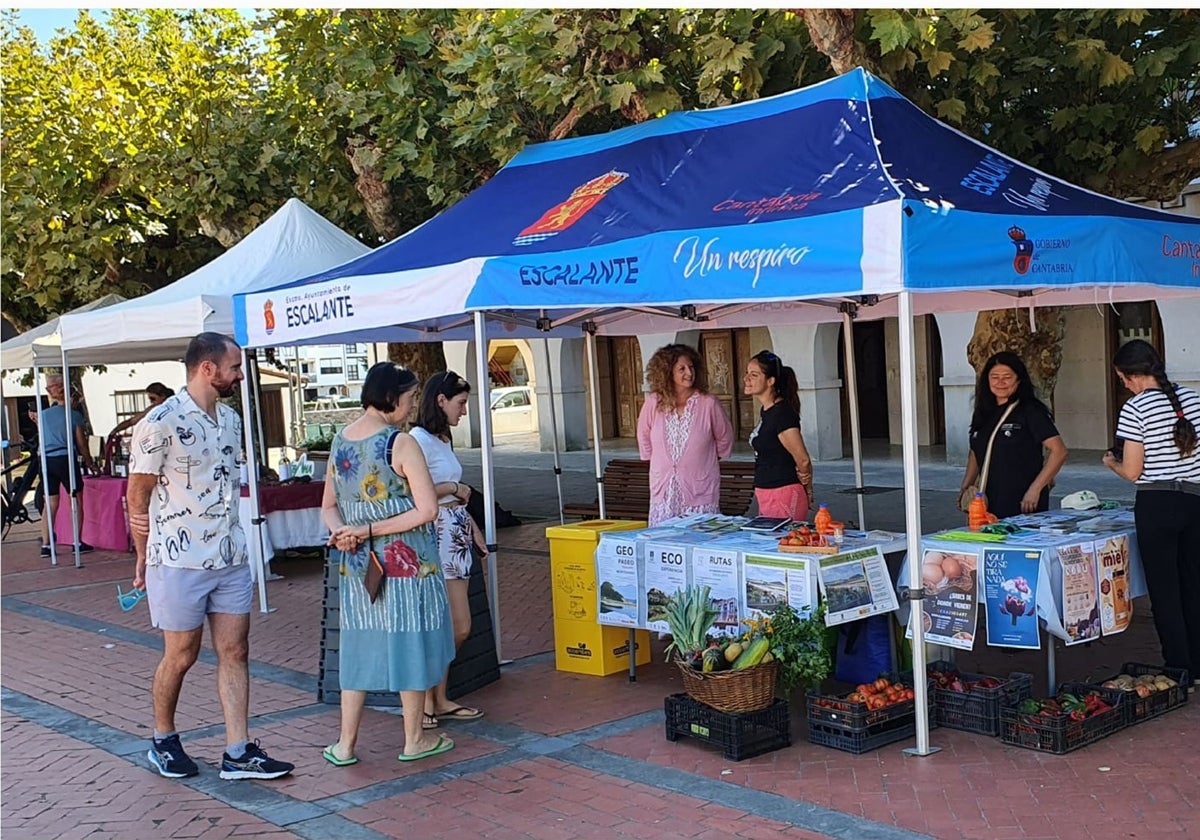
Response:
[[562, 458, 756, 521]]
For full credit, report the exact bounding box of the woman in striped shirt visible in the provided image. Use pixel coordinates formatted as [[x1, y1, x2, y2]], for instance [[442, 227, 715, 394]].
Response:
[[1103, 339, 1200, 682]]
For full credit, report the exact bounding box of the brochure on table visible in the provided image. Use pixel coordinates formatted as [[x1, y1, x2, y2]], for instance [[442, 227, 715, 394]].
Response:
[[592, 515, 901, 633]]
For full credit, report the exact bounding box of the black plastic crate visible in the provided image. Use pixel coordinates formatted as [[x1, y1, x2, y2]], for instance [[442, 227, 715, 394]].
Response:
[[1092, 663, 1189, 727], [806, 675, 929, 733], [664, 693, 790, 761], [934, 672, 1033, 737], [807, 715, 916, 754], [999, 684, 1125, 755]]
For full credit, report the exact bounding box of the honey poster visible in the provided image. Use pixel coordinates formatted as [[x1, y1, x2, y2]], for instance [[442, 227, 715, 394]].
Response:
[[1057, 541, 1100, 645], [1095, 535, 1132, 635]]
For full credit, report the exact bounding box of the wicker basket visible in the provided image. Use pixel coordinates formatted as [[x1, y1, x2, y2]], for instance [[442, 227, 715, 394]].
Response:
[[676, 659, 779, 713]]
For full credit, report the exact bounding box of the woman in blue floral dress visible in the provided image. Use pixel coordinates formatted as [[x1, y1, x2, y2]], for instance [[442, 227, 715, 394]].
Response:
[[319, 363, 456, 765]]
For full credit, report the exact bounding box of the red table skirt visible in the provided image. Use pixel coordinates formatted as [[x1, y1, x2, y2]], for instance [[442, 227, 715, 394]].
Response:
[[240, 481, 325, 514]]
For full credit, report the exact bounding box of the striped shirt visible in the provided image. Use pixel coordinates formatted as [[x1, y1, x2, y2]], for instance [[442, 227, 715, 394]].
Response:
[[1115, 385, 1200, 484]]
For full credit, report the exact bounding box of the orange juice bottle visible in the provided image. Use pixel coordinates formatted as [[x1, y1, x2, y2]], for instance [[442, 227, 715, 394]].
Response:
[[968, 494, 989, 531], [813, 503, 832, 536]]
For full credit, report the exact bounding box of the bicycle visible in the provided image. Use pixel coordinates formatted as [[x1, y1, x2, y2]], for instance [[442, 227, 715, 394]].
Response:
[[1, 444, 43, 539]]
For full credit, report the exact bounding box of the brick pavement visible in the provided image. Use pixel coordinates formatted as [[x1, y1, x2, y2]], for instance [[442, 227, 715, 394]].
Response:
[[4, 504, 1200, 839]]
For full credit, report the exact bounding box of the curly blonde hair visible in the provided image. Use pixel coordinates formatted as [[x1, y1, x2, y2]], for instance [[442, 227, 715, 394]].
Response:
[[645, 343, 707, 410]]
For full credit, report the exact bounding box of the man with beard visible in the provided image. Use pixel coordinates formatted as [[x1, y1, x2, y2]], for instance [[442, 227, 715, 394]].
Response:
[[127, 332, 293, 782]]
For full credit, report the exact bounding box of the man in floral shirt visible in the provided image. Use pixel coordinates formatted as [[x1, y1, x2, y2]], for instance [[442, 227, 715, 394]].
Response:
[[128, 332, 293, 782]]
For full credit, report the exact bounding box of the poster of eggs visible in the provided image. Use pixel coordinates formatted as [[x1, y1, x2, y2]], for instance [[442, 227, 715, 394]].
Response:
[[918, 549, 979, 650]]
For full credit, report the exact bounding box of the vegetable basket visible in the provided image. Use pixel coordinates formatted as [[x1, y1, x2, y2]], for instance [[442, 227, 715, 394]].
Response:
[[676, 659, 779, 714]]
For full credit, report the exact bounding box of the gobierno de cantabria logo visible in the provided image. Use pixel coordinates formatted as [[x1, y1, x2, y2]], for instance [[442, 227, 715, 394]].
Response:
[[1008, 226, 1034, 275]]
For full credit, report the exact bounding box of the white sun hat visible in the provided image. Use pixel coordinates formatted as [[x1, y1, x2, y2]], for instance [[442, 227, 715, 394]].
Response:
[[1061, 490, 1101, 510]]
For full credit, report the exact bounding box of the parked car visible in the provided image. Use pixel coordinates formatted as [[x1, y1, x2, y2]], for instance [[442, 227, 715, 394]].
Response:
[[490, 385, 536, 434]]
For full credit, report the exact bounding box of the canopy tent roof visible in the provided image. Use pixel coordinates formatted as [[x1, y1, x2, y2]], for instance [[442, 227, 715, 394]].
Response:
[[236, 68, 1199, 348], [56, 199, 370, 365], [0, 293, 126, 370]]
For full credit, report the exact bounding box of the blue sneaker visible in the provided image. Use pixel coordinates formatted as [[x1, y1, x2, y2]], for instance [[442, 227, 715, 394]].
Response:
[[219, 740, 293, 780], [148, 734, 199, 779]]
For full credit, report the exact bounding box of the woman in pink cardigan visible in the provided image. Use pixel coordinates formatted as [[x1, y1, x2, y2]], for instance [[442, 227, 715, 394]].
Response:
[[637, 344, 734, 525]]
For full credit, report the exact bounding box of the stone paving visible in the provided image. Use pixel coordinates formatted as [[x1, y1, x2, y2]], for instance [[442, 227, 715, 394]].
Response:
[[2, 440, 1198, 839]]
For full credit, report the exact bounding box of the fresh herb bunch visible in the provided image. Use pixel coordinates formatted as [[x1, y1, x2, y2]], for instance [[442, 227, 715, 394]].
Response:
[[756, 603, 832, 694]]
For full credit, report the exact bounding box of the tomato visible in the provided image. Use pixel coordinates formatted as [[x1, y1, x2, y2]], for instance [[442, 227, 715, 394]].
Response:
[[868, 696, 886, 710], [873, 678, 890, 692], [856, 684, 873, 696], [798, 526, 811, 536], [904, 689, 915, 701], [846, 692, 864, 703]]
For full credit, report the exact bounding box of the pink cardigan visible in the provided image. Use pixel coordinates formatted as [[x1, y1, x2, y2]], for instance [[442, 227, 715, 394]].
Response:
[[636, 392, 734, 524]]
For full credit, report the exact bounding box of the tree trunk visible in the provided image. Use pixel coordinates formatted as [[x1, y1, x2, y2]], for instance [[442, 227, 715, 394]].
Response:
[[387, 342, 448, 385], [966, 307, 1066, 411], [797, 9, 873, 75], [196, 213, 247, 249], [345, 135, 404, 242]]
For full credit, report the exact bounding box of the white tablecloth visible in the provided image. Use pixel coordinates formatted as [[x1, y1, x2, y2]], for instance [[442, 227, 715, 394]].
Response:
[[238, 496, 329, 578]]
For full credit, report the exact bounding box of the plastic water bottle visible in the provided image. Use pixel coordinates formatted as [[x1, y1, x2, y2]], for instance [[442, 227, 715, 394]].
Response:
[[813, 503, 832, 536], [968, 493, 990, 531]]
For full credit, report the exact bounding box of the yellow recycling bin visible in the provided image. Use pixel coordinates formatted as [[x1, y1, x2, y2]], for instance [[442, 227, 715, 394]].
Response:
[[546, 519, 652, 676]]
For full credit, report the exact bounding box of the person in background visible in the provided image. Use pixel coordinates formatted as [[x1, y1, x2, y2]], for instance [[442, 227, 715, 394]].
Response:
[[109, 382, 176, 439], [128, 332, 293, 781], [959, 351, 1067, 518], [744, 350, 813, 521], [1103, 339, 1200, 683], [412, 371, 488, 726], [38, 373, 96, 556], [320, 362, 456, 766], [636, 343, 734, 525]]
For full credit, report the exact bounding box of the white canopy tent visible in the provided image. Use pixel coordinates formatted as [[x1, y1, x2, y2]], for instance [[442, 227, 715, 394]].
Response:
[[0, 294, 126, 370], [27, 199, 372, 606]]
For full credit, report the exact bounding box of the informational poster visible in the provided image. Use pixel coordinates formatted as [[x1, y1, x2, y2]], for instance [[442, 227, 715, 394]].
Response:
[[691, 547, 743, 637], [816, 546, 900, 627], [1057, 541, 1100, 645], [742, 552, 814, 619], [594, 534, 642, 628], [1095, 534, 1133, 635], [642, 541, 690, 633], [917, 549, 979, 650], [983, 548, 1042, 649]]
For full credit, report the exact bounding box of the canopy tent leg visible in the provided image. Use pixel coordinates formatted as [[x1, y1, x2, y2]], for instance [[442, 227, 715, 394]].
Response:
[[541, 335, 565, 525], [32, 363, 58, 566], [60, 349, 82, 568], [584, 325, 606, 519], [898, 291, 938, 757], [248, 350, 269, 468], [841, 308, 868, 530], [239, 349, 272, 614], [474, 312, 505, 663]]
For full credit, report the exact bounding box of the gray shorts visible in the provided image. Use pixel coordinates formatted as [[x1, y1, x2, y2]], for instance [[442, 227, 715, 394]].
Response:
[[146, 562, 253, 631]]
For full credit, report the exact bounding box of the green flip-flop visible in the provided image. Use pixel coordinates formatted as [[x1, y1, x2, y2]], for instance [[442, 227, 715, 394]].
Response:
[[398, 734, 454, 763], [322, 745, 358, 767]]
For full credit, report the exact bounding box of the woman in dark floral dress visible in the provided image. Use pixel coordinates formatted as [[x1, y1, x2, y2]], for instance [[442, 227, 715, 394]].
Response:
[[320, 363, 456, 765]]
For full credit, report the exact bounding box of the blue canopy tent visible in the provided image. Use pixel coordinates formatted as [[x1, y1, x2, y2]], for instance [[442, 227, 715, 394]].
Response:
[[235, 68, 1200, 751]]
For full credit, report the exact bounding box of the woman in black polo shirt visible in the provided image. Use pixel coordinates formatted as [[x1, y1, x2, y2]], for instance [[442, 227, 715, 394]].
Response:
[[1103, 339, 1200, 681], [958, 352, 1067, 519], [743, 350, 813, 521]]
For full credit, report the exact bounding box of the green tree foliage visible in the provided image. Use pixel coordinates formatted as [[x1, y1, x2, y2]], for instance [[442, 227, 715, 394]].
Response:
[[3, 8, 1197, 334], [1, 9, 294, 329]]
